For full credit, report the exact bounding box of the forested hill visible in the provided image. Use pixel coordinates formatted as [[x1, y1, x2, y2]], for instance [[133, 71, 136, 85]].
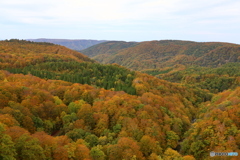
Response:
[[0, 39, 210, 100], [81, 41, 138, 58], [82, 40, 240, 71], [82, 40, 240, 93], [0, 39, 94, 68], [27, 38, 108, 50]]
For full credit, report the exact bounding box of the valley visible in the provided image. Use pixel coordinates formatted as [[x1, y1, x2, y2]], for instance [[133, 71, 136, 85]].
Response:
[[0, 39, 239, 160]]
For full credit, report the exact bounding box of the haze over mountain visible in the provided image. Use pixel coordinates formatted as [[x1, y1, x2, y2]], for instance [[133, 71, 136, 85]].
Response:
[[26, 38, 108, 50]]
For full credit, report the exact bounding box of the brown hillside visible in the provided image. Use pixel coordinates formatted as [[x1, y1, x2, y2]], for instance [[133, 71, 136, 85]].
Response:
[[82, 40, 240, 71], [0, 39, 94, 69]]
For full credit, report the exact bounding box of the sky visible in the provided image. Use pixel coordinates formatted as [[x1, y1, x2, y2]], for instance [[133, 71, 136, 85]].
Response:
[[1, 0, 240, 44]]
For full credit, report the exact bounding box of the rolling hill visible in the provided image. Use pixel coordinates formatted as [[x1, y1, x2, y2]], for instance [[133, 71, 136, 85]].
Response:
[[81, 41, 138, 58], [82, 40, 240, 71], [0, 39, 94, 67], [82, 40, 240, 93]]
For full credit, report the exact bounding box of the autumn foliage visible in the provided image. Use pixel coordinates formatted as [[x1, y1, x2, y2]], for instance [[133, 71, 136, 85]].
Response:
[[0, 40, 239, 160]]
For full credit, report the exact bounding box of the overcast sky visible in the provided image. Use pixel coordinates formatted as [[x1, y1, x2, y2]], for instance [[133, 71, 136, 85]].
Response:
[[1, 0, 240, 44]]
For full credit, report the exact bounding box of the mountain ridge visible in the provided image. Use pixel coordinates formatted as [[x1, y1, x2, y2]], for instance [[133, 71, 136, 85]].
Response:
[[0, 39, 94, 69], [82, 40, 240, 71], [82, 40, 240, 93]]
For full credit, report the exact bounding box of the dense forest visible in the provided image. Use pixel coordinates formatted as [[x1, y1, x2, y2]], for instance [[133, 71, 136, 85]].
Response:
[[6, 62, 137, 95], [0, 40, 239, 160], [148, 63, 240, 93], [82, 40, 240, 94]]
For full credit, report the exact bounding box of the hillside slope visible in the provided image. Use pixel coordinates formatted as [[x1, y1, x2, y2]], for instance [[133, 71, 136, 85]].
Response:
[[181, 87, 240, 159], [27, 38, 107, 50], [0, 39, 94, 69], [0, 39, 139, 95], [81, 41, 138, 59], [82, 40, 240, 93], [82, 40, 240, 71]]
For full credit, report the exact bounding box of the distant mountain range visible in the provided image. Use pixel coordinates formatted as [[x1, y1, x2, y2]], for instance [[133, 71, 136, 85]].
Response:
[[26, 38, 108, 50]]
